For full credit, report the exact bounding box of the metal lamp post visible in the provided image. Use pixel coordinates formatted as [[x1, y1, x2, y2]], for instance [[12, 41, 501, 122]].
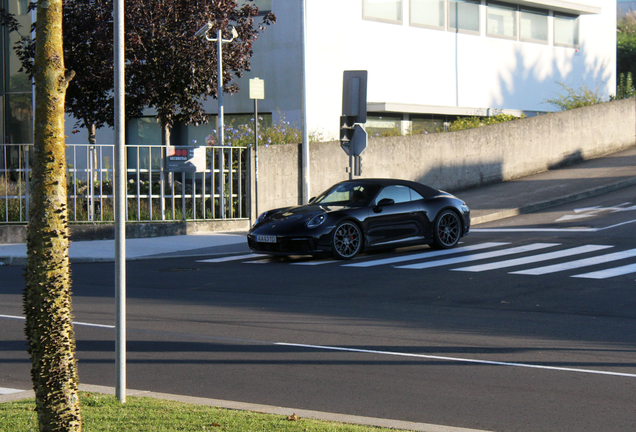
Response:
[[196, 23, 238, 218]]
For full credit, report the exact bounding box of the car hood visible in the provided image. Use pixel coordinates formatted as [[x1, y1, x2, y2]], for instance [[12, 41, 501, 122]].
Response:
[[251, 204, 353, 232]]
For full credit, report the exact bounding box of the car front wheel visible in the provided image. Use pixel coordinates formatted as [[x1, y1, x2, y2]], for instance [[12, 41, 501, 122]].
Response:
[[432, 210, 461, 249], [332, 221, 362, 259]]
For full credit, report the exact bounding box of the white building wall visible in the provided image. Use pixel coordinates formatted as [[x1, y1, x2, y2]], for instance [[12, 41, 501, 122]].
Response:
[[297, 0, 615, 139]]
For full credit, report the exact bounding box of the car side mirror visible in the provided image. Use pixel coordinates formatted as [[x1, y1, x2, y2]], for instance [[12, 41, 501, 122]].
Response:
[[308, 197, 316, 204], [373, 198, 394, 213]]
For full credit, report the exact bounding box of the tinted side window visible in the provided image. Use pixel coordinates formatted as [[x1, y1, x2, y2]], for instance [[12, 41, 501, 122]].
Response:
[[375, 185, 423, 204]]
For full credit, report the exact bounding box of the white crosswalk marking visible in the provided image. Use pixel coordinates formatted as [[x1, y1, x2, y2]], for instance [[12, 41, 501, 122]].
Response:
[[452, 245, 614, 273], [511, 248, 636, 275], [197, 242, 636, 280], [197, 254, 266, 263], [396, 243, 560, 270], [291, 260, 335, 266], [572, 263, 636, 279], [343, 242, 510, 268]]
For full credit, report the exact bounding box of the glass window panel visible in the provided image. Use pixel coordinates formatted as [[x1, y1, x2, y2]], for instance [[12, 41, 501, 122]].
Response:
[[0, 96, 4, 144], [520, 8, 547, 42], [363, 0, 402, 23], [6, 0, 32, 92], [375, 185, 412, 204], [365, 115, 401, 137], [554, 14, 579, 46], [5, 93, 33, 144], [487, 3, 516, 38], [449, 0, 480, 33], [411, 0, 444, 28], [126, 117, 162, 146]]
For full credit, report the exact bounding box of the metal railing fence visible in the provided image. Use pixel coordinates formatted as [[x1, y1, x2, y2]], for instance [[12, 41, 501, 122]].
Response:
[[1, 143, 250, 223]]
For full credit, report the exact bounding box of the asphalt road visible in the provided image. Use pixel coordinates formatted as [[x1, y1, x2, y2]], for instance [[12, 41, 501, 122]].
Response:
[[2, 185, 636, 431]]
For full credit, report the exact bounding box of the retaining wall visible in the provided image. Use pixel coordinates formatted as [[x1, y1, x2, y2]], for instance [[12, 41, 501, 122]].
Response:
[[253, 98, 636, 217]]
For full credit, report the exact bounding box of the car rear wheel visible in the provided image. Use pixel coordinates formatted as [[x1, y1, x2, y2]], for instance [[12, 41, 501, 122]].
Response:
[[432, 210, 461, 249], [332, 221, 362, 259]]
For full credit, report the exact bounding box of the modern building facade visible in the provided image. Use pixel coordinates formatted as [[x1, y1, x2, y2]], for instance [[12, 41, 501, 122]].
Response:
[[187, 0, 616, 142], [1, 0, 616, 146]]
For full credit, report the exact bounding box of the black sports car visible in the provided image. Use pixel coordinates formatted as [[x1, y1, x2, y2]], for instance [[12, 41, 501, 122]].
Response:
[[247, 178, 470, 259]]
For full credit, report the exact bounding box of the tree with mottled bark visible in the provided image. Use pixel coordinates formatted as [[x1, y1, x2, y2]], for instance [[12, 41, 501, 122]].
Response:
[[23, 0, 82, 430]]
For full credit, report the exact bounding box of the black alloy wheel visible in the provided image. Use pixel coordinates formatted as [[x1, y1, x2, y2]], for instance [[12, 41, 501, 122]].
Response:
[[432, 210, 461, 249], [332, 221, 362, 259]]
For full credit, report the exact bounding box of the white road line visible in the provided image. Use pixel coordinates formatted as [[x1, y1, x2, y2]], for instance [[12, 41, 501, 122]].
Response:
[[396, 243, 560, 270], [452, 245, 614, 273], [471, 218, 636, 233], [0, 314, 114, 329], [0, 387, 24, 395], [291, 260, 335, 266], [73, 321, 115, 329], [196, 254, 266, 263], [275, 342, 636, 378], [572, 263, 636, 280], [343, 242, 510, 268], [0, 314, 25, 321], [511, 248, 636, 275]]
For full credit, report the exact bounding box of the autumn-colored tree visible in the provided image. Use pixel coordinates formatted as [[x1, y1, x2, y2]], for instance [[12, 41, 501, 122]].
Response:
[[2, 0, 274, 144], [23, 0, 82, 430], [126, 0, 275, 145]]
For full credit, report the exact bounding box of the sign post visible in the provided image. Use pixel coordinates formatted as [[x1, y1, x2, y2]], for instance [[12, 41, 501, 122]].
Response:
[[340, 71, 368, 179], [249, 78, 265, 220]]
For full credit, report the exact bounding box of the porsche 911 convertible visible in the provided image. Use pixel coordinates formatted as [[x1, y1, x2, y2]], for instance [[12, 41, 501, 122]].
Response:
[[247, 178, 470, 260]]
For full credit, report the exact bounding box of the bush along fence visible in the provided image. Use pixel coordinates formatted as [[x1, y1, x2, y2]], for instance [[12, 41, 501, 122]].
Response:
[[1, 143, 250, 224]]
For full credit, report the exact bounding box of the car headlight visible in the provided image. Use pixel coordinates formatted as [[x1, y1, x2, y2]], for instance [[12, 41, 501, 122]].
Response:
[[306, 213, 327, 228], [253, 211, 268, 226], [460, 203, 469, 214]]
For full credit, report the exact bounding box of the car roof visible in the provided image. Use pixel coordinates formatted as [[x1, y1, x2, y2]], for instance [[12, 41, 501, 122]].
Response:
[[338, 178, 440, 198]]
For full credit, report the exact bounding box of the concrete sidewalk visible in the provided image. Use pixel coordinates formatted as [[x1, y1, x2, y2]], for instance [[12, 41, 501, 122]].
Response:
[[1, 145, 636, 266]]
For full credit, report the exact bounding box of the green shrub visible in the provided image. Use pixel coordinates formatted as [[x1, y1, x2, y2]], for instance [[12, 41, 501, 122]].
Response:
[[612, 72, 636, 100], [443, 113, 524, 132], [543, 82, 606, 111]]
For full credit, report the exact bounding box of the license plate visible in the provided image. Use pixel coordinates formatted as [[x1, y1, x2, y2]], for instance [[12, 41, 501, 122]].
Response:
[[257, 235, 276, 243]]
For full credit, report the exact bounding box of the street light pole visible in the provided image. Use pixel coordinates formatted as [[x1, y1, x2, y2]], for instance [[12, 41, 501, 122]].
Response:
[[200, 25, 237, 218]]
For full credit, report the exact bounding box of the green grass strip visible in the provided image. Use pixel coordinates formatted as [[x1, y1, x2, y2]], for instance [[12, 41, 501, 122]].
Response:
[[0, 393, 405, 431]]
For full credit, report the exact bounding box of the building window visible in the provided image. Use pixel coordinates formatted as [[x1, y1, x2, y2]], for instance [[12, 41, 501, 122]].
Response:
[[365, 114, 402, 137], [410, 117, 445, 134], [363, 0, 402, 24], [520, 8, 548, 43], [449, 0, 480, 33], [411, 0, 444, 29], [3, 0, 33, 145], [487, 2, 517, 39], [238, 0, 271, 14], [554, 14, 579, 47]]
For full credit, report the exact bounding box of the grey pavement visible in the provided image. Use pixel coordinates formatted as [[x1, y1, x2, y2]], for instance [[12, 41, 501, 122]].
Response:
[[2, 145, 636, 431]]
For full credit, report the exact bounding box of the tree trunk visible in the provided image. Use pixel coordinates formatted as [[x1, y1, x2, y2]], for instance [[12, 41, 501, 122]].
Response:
[[24, 0, 81, 430], [87, 123, 96, 145]]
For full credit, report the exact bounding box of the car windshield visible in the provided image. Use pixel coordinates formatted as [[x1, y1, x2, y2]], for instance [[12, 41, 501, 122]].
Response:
[[312, 183, 380, 207]]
